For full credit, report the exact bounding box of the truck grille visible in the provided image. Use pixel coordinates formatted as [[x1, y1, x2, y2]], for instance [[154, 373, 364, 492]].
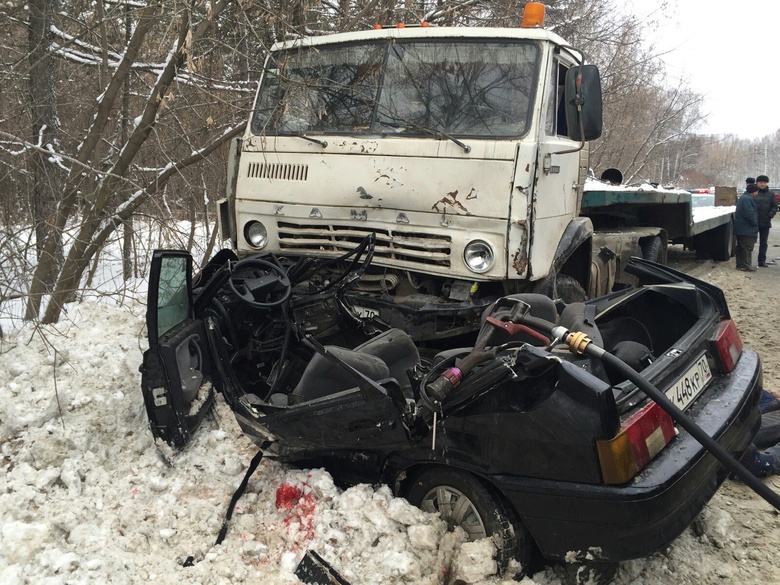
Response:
[[247, 162, 309, 181], [276, 222, 451, 268]]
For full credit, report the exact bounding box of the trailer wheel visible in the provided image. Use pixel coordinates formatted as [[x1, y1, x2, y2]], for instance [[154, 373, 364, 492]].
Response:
[[708, 220, 733, 262], [640, 236, 663, 263], [406, 467, 533, 575]]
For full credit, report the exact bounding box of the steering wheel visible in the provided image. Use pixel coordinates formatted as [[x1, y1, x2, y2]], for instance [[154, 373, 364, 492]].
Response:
[[228, 258, 292, 309]]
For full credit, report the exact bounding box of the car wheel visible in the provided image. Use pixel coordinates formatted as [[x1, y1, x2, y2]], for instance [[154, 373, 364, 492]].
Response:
[[405, 467, 533, 574]]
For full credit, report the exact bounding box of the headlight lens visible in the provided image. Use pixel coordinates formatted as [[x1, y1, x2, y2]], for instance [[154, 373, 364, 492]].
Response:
[[244, 221, 268, 249], [463, 240, 494, 273]]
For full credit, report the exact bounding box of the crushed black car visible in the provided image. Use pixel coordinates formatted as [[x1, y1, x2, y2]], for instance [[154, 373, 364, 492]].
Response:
[[140, 236, 762, 577]]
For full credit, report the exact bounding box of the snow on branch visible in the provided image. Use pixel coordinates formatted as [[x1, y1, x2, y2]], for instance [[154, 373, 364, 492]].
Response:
[[95, 122, 246, 242], [50, 25, 124, 62], [0, 129, 145, 191], [423, 0, 485, 23]]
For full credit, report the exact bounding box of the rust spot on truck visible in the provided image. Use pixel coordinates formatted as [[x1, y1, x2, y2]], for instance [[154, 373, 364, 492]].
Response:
[[374, 170, 403, 188], [511, 222, 529, 275], [511, 247, 528, 275], [466, 188, 478, 200], [432, 190, 469, 214]]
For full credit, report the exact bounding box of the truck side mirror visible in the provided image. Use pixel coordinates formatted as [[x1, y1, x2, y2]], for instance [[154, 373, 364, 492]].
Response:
[[564, 65, 603, 142]]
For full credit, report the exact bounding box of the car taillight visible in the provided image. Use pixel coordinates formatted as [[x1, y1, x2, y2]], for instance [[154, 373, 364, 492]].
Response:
[[596, 401, 676, 484], [712, 319, 742, 373]]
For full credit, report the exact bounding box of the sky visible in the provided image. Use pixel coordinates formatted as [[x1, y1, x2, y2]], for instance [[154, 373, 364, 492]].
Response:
[[629, 0, 780, 139]]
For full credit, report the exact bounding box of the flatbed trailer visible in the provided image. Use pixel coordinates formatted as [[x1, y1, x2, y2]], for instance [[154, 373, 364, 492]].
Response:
[[582, 184, 735, 271]]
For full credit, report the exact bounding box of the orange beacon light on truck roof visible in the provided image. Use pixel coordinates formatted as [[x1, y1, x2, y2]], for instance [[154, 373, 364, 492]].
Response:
[[521, 2, 546, 28]]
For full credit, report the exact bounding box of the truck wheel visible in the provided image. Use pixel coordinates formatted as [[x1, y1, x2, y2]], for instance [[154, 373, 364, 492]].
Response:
[[556, 274, 587, 303], [405, 467, 533, 575], [640, 236, 663, 263], [708, 220, 733, 262]]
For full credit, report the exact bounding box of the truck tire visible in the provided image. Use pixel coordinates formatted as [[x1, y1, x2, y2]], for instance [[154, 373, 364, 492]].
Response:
[[556, 274, 588, 303], [708, 220, 733, 262], [406, 467, 533, 575], [640, 236, 663, 263]]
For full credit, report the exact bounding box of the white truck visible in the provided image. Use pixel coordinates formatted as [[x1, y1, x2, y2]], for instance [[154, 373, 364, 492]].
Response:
[[217, 4, 733, 341]]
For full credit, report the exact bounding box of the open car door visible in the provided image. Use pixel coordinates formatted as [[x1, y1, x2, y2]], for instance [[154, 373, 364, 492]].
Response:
[[141, 250, 217, 449]]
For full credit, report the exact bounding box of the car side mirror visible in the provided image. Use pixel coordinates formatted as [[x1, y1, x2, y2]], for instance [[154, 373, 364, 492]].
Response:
[[147, 250, 193, 347], [564, 64, 603, 142]]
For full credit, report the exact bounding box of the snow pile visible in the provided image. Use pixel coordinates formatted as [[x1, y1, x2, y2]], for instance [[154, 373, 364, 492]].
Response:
[[2, 258, 780, 584], [0, 301, 513, 585]]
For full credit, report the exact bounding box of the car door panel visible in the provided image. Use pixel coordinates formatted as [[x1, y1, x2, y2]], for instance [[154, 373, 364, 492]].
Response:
[[141, 250, 216, 449]]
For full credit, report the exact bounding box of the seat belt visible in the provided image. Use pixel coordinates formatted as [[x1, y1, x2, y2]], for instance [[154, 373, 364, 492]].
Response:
[[183, 445, 267, 566]]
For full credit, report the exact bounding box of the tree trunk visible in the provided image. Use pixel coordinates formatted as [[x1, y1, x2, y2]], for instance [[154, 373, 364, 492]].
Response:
[[25, 0, 162, 321], [25, 0, 62, 319], [121, 4, 134, 282]]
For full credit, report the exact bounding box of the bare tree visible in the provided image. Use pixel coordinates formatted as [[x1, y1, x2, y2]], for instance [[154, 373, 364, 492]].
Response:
[[27, 0, 63, 283], [0, 0, 742, 327]]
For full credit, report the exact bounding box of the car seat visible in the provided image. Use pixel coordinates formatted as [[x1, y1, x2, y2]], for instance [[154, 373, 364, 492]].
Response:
[[287, 328, 419, 404]]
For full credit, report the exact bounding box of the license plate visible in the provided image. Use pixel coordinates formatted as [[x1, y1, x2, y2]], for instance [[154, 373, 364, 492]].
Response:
[[353, 306, 379, 319], [665, 353, 712, 411]]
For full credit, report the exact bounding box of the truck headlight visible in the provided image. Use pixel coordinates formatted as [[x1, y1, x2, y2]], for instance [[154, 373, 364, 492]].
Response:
[[463, 240, 494, 273], [244, 221, 268, 249]]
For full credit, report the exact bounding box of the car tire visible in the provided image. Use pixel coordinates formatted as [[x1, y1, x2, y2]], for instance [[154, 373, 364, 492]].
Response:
[[405, 467, 533, 575], [555, 274, 588, 303], [640, 235, 663, 263], [562, 560, 618, 585]]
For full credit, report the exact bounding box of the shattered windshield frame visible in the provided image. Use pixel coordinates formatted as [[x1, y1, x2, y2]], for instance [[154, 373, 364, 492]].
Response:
[[251, 39, 541, 139]]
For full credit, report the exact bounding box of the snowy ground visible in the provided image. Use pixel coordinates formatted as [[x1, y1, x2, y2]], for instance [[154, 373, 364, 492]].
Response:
[[2, 234, 780, 585]]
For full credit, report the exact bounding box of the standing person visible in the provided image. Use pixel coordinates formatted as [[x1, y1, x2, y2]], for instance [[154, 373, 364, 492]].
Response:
[[754, 175, 778, 266], [734, 183, 759, 271], [738, 177, 755, 204]]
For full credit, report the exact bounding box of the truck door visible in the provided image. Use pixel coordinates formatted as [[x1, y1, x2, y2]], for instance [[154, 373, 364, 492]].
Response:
[[141, 251, 217, 449], [529, 56, 584, 279]]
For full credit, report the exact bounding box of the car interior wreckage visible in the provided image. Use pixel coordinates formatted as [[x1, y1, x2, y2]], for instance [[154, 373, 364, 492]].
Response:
[[141, 235, 777, 580]]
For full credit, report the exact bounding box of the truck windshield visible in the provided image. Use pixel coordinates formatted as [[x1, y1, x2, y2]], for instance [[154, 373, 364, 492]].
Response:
[[252, 40, 540, 139]]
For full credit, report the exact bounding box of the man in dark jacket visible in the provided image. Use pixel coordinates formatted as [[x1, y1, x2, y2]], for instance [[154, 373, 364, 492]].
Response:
[[754, 174, 778, 266], [734, 183, 759, 271]]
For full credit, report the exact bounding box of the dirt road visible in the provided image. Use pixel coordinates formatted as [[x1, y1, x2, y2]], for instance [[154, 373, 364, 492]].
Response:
[[607, 229, 780, 585]]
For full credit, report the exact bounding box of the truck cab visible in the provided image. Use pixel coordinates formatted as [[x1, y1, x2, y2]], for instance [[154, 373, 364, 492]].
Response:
[[219, 17, 603, 340]]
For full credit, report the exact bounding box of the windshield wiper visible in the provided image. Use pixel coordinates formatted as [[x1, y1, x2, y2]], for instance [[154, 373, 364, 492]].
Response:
[[419, 126, 471, 153], [379, 120, 471, 153], [289, 133, 328, 148]]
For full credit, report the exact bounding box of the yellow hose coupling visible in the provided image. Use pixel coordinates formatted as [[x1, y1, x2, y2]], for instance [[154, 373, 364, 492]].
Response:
[[567, 331, 592, 355]]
